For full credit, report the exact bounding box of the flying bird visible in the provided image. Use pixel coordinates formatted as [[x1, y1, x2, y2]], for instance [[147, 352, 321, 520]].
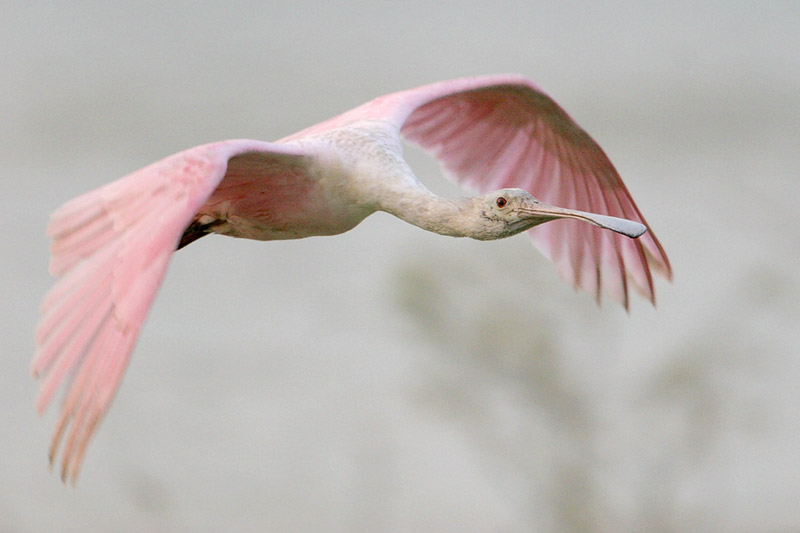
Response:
[[33, 74, 671, 483]]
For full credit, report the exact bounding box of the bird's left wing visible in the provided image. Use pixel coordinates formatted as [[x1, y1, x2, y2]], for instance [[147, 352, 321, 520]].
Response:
[[323, 75, 671, 308], [33, 139, 312, 482]]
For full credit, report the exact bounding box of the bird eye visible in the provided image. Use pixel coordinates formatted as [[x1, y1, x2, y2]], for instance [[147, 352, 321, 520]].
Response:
[[496, 197, 507, 208]]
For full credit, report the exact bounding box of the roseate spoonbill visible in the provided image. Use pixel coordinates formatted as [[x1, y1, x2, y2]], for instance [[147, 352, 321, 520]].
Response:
[[33, 74, 671, 482]]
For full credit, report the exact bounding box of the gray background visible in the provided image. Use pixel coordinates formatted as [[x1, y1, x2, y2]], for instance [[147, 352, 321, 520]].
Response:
[[2, 2, 799, 531]]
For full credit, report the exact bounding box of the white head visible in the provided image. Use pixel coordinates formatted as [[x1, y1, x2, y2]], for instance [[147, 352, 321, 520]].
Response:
[[470, 188, 647, 240]]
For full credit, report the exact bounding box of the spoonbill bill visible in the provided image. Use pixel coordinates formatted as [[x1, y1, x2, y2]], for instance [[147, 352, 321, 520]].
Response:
[[33, 74, 671, 482]]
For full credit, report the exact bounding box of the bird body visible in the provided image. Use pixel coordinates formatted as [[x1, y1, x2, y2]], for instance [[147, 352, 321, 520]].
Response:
[[34, 74, 671, 482], [183, 123, 479, 244]]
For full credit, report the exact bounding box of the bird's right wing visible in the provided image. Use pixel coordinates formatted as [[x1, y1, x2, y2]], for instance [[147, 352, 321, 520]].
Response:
[[33, 139, 313, 483]]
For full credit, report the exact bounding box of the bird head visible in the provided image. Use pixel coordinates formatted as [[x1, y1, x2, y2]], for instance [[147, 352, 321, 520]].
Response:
[[474, 188, 647, 240]]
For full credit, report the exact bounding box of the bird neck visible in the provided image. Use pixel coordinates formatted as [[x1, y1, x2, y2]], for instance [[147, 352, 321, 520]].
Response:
[[377, 181, 477, 238]]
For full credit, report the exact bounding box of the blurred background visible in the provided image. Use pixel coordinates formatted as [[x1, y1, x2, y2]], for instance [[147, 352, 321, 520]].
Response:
[[2, 1, 798, 531]]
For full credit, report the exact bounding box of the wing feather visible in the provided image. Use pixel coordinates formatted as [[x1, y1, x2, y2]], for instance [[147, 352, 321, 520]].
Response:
[[374, 74, 672, 306], [33, 139, 311, 482]]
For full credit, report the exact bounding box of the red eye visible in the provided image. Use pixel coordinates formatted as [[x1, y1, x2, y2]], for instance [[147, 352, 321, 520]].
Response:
[[496, 197, 507, 208]]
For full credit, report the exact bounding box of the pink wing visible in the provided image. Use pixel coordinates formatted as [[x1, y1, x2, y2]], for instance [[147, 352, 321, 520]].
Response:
[[33, 139, 311, 482], [302, 75, 671, 307]]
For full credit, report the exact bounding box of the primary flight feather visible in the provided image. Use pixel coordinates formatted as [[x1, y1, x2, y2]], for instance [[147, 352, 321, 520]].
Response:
[[33, 74, 671, 482]]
